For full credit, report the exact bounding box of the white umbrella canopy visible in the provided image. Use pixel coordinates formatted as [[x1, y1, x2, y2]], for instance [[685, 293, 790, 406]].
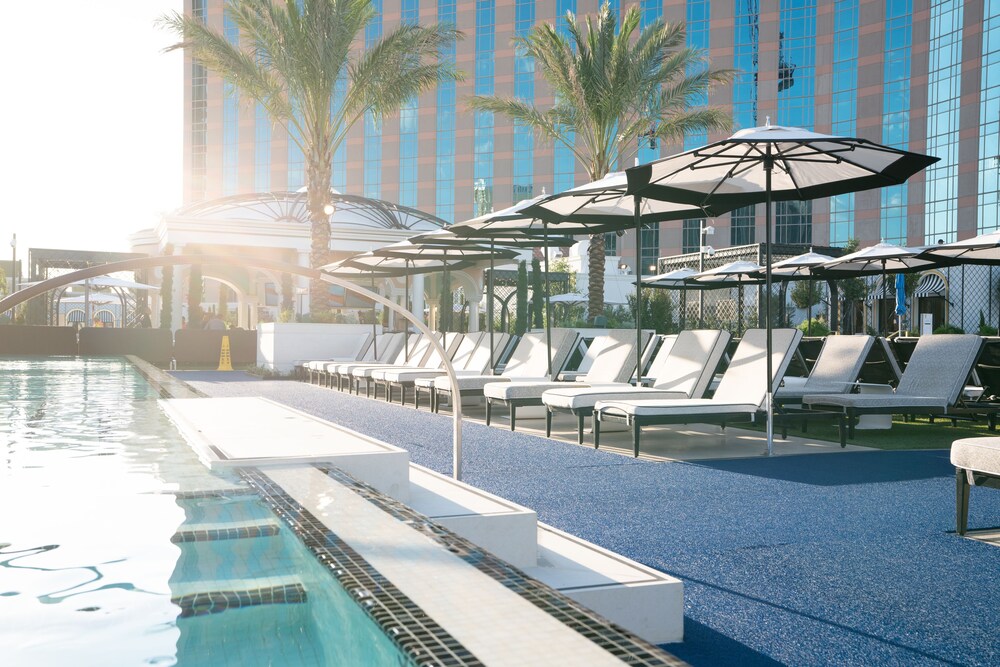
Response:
[[624, 121, 939, 454], [769, 250, 837, 279], [916, 230, 1000, 265], [408, 228, 578, 250], [641, 267, 702, 288], [690, 260, 766, 284], [372, 238, 518, 263], [816, 241, 936, 276]]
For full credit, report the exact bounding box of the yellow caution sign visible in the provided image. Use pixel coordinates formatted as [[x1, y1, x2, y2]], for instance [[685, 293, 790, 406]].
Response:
[[217, 335, 233, 371]]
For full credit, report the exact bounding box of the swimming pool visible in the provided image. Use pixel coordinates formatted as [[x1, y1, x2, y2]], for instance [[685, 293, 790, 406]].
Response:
[[0, 357, 408, 666]]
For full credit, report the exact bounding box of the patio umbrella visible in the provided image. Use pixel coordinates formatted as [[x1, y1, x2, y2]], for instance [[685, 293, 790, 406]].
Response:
[[451, 195, 632, 377], [519, 171, 730, 384], [323, 254, 476, 359], [407, 228, 576, 369], [641, 267, 706, 330], [624, 121, 939, 454], [895, 272, 908, 336], [768, 249, 836, 335], [690, 260, 766, 335], [916, 230, 1000, 265], [815, 241, 937, 335]]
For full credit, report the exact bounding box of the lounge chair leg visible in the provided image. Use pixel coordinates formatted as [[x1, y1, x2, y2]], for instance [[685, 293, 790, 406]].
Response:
[[509, 405, 517, 431], [989, 413, 997, 431], [847, 411, 856, 439], [545, 410, 552, 438], [485, 399, 493, 426], [632, 420, 641, 458], [957, 468, 971, 536], [577, 413, 585, 445], [399, 386, 406, 405], [839, 414, 848, 447], [593, 413, 601, 449]]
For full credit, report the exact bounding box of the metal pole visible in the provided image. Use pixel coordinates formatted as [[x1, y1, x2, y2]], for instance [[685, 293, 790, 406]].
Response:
[[764, 149, 775, 456], [543, 224, 553, 378], [370, 273, 379, 359], [634, 198, 644, 385], [403, 263, 409, 358], [807, 279, 812, 336], [488, 240, 495, 370], [882, 261, 888, 337], [698, 221, 705, 328]]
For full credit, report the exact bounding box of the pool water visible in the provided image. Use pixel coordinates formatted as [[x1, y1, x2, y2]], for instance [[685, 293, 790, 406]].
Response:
[[0, 357, 408, 666]]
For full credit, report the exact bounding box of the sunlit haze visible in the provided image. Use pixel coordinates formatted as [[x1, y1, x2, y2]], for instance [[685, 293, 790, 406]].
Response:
[[0, 1, 183, 258]]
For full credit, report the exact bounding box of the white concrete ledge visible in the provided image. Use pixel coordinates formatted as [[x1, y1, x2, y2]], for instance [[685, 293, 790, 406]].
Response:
[[525, 523, 684, 645], [407, 464, 538, 569], [160, 396, 410, 502]]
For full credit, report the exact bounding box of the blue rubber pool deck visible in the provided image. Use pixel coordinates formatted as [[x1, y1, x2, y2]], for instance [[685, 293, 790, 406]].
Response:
[[173, 372, 1000, 666]]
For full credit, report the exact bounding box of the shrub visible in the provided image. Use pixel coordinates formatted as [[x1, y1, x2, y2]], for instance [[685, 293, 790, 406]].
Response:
[[933, 324, 965, 334], [797, 317, 831, 336]]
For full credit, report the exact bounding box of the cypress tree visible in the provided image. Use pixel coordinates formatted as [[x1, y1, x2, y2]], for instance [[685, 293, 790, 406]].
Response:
[[515, 261, 528, 335], [531, 257, 544, 328]]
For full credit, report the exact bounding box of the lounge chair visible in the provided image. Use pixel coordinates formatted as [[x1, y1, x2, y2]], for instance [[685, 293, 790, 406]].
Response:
[[541, 330, 730, 444], [482, 329, 654, 431], [775, 334, 875, 404], [320, 332, 413, 389], [430, 329, 580, 414], [593, 328, 803, 457], [372, 333, 482, 405], [349, 333, 450, 398], [330, 333, 431, 394], [413, 333, 512, 410], [951, 437, 1000, 535], [301, 332, 377, 384], [804, 334, 985, 445]]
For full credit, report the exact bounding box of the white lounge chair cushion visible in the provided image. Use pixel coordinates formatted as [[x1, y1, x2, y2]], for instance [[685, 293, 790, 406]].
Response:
[[951, 438, 1000, 477], [380, 368, 447, 383], [595, 397, 759, 418], [801, 392, 950, 410], [439, 375, 549, 393], [778, 381, 856, 399], [542, 385, 689, 411]]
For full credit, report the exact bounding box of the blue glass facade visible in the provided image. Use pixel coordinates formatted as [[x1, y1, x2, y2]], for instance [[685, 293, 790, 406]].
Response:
[[637, 0, 662, 165], [254, 103, 270, 192], [398, 0, 420, 207], [553, 0, 576, 193], [287, 105, 305, 190], [733, 1, 759, 131], [684, 0, 710, 151], [980, 0, 1000, 233], [435, 0, 456, 222], [331, 71, 347, 192], [222, 10, 239, 195], [190, 0, 208, 200], [473, 0, 495, 214], [880, 0, 912, 244], [364, 0, 383, 199], [777, 0, 816, 130], [829, 0, 859, 246], [512, 0, 534, 203], [924, 0, 963, 244]]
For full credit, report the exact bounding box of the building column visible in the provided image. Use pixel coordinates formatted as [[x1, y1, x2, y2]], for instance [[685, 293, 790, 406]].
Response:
[[410, 274, 425, 324], [297, 251, 311, 315], [172, 245, 185, 332]]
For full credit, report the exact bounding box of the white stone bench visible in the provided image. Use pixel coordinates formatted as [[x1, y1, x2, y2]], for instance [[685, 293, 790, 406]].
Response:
[[952, 437, 1000, 535]]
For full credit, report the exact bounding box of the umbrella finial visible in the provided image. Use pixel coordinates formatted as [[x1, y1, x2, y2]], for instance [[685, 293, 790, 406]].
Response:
[[765, 116, 771, 128], [542, 187, 547, 195]]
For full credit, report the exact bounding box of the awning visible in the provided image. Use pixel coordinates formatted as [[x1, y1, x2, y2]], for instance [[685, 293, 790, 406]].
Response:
[[914, 273, 946, 297], [865, 276, 896, 301]]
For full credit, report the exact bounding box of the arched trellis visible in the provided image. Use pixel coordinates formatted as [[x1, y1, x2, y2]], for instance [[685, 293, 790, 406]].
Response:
[[0, 255, 467, 481]]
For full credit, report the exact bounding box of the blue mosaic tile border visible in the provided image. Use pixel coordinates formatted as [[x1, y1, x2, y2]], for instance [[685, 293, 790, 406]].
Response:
[[173, 583, 306, 618], [171, 523, 280, 543], [240, 467, 483, 667], [315, 464, 687, 667]]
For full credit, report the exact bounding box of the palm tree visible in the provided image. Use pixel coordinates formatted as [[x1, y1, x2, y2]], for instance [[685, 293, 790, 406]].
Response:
[[160, 0, 461, 314], [468, 3, 732, 320]]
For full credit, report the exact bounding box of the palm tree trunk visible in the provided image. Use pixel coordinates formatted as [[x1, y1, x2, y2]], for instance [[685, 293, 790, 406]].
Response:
[[587, 233, 606, 321], [307, 158, 333, 315]]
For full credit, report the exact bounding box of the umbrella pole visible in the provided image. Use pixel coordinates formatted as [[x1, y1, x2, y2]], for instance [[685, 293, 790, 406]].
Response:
[[882, 260, 888, 337], [371, 273, 379, 359], [488, 241, 495, 371], [543, 225, 553, 378], [764, 150, 774, 456], [404, 263, 410, 358], [634, 198, 644, 386], [737, 279, 743, 336]]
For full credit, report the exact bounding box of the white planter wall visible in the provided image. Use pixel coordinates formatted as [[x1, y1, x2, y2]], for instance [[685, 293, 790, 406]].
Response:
[[257, 322, 380, 372]]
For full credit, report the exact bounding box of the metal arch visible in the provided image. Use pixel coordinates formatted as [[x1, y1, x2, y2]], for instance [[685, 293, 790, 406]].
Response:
[[173, 191, 448, 231], [0, 254, 467, 481]]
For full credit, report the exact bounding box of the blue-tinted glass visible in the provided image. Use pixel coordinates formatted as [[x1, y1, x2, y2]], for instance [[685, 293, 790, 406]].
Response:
[[775, 200, 812, 245], [777, 0, 816, 130], [979, 1, 1000, 233], [288, 102, 304, 190], [829, 0, 858, 244], [684, 0, 710, 151], [331, 69, 347, 192], [682, 219, 701, 254], [640, 224, 660, 275], [881, 0, 911, 243], [222, 82, 239, 195], [364, 1, 383, 199], [401, 0, 418, 24], [730, 205, 755, 246], [733, 2, 759, 130], [254, 103, 270, 192], [435, 0, 456, 221], [924, 0, 962, 243], [473, 0, 494, 213]]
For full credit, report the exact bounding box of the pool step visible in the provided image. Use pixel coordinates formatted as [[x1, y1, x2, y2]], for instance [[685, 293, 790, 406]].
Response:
[[171, 518, 281, 543], [171, 576, 306, 618]]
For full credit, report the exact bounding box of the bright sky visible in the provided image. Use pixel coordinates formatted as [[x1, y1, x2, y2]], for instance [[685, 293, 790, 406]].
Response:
[[0, 1, 183, 261]]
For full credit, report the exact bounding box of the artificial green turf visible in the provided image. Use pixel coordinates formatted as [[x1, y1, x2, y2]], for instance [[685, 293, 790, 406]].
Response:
[[782, 414, 996, 450]]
